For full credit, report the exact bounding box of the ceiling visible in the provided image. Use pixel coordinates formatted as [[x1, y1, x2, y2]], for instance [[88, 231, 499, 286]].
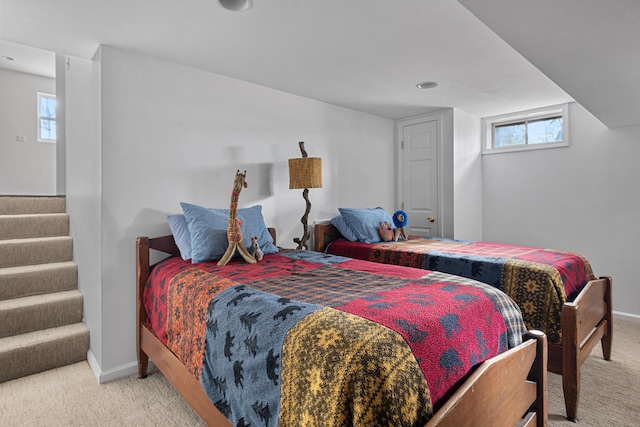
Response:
[[458, 0, 640, 129], [0, 0, 636, 127], [0, 39, 55, 78]]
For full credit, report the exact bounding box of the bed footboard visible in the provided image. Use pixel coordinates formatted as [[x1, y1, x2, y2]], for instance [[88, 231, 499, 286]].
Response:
[[426, 330, 547, 427], [554, 275, 613, 421]]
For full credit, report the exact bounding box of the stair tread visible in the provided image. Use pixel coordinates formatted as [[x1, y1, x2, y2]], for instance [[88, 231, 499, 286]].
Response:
[[0, 236, 73, 268], [0, 214, 70, 240], [0, 323, 89, 351], [0, 290, 82, 310], [0, 213, 69, 218], [0, 261, 76, 274], [0, 196, 66, 215], [0, 236, 72, 244], [0, 261, 77, 302]]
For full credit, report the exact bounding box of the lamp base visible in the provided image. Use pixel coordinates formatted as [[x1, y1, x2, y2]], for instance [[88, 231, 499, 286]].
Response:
[[293, 237, 308, 251], [293, 188, 311, 250]]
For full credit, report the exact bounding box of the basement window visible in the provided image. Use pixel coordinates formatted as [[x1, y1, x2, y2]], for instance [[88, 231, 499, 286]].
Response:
[[482, 103, 568, 154], [37, 92, 56, 143]]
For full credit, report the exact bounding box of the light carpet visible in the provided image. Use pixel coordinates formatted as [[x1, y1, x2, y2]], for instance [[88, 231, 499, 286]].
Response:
[[1, 318, 638, 426]]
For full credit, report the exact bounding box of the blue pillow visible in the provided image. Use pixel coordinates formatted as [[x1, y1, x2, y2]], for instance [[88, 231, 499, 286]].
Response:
[[181, 203, 229, 263], [338, 207, 394, 243], [167, 214, 192, 260], [234, 205, 279, 256], [329, 215, 359, 242], [180, 202, 278, 263]]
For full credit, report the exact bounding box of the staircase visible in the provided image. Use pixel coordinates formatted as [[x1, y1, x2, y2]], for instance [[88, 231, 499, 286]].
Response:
[[0, 196, 89, 383]]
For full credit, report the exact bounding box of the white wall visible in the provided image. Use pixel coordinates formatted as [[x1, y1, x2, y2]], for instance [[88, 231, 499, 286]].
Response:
[[483, 102, 640, 318], [0, 69, 56, 195], [64, 53, 103, 373], [55, 53, 67, 195], [67, 45, 640, 383], [67, 45, 395, 380], [439, 110, 455, 239], [452, 108, 482, 241]]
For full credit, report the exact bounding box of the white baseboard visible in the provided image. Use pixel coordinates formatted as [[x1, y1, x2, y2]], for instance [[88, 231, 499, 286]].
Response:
[[86, 350, 141, 384], [86, 350, 100, 381], [613, 310, 640, 323]]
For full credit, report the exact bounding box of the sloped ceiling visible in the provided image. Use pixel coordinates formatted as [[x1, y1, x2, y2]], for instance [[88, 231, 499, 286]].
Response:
[[1, 0, 634, 127], [458, 0, 640, 128]]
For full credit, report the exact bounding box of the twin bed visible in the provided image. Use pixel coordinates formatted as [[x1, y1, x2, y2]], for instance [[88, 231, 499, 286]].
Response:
[[136, 229, 548, 426], [314, 221, 612, 421]]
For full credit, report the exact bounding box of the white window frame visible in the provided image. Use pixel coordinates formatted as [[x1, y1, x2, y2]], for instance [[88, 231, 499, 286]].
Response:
[[481, 103, 569, 155], [37, 92, 56, 143]]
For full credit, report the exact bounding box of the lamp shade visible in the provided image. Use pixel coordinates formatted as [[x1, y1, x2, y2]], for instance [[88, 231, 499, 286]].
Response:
[[288, 157, 322, 189]]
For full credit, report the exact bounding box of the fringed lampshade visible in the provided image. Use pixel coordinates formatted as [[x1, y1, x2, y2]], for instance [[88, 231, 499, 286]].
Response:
[[288, 141, 323, 250]]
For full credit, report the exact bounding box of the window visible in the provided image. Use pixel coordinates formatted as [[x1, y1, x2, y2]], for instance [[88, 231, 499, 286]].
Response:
[[37, 93, 56, 143], [482, 103, 569, 154]]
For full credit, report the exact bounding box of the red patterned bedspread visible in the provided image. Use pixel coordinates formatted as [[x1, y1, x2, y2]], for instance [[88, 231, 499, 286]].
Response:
[[144, 251, 527, 426], [326, 237, 594, 344]]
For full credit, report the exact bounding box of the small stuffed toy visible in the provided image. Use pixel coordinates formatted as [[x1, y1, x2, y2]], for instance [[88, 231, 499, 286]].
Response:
[[250, 235, 264, 261], [392, 210, 408, 241], [378, 221, 394, 242]]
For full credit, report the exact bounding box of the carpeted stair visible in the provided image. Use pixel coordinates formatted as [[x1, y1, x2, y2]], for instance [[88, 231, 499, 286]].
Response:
[[0, 196, 89, 383]]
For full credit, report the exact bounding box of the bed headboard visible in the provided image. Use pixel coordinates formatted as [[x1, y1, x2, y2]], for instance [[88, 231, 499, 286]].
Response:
[[144, 228, 277, 258], [136, 228, 276, 291], [313, 223, 343, 252]]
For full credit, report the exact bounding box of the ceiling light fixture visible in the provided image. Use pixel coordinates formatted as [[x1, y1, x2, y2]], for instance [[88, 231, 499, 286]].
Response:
[[416, 81, 439, 89], [216, 0, 253, 11]]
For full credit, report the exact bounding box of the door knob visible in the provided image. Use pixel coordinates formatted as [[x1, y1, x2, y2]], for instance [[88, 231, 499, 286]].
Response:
[[427, 216, 435, 223]]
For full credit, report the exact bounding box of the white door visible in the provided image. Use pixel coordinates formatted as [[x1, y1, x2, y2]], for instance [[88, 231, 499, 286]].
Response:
[[398, 117, 440, 237]]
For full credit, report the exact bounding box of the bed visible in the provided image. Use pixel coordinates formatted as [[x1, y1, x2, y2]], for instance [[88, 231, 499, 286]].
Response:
[[314, 220, 612, 421], [136, 231, 548, 427]]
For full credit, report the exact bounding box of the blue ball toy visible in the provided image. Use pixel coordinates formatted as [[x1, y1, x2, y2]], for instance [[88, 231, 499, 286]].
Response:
[[393, 210, 408, 228]]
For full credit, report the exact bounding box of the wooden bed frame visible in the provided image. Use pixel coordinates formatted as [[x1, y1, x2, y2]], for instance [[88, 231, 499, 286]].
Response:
[[314, 222, 613, 421], [136, 232, 548, 427]]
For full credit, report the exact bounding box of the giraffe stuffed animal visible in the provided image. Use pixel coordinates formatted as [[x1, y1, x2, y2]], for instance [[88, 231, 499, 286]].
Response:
[[217, 170, 257, 266]]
